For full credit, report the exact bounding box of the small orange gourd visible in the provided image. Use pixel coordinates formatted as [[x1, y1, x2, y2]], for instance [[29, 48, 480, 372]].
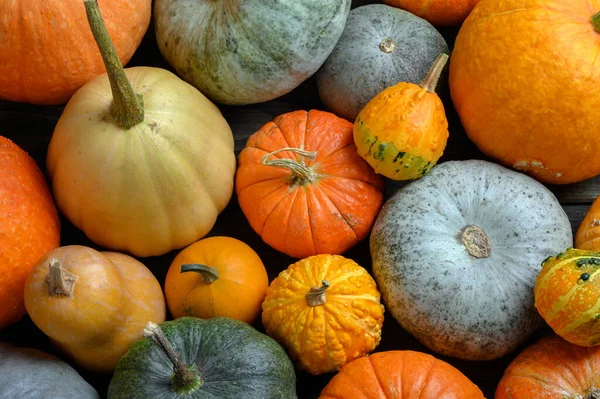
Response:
[[354, 53, 449, 181], [575, 195, 600, 251], [384, 0, 483, 26], [261, 254, 385, 375], [164, 236, 269, 324], [24, 245, 166, 372]]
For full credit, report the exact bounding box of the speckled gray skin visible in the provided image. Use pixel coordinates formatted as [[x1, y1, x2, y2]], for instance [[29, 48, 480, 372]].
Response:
[[108, 317, 297, 399], [317, 4, 449, 121], [0, 343, 100, 399], [153, 0, 351, 105], [370, 160, 573, 361]]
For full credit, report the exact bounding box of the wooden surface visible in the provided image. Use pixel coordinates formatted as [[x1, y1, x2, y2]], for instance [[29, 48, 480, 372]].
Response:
[[1, 2, 599, 398]]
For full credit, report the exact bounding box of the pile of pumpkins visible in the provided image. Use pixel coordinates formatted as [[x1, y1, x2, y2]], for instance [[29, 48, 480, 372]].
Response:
[[2, 0, 600, 397]]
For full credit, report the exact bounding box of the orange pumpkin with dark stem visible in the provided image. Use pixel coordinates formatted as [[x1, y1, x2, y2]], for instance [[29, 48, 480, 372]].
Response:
[[384, 0, 483, 26], [0, 136, 60, 331], [236, 109, 384, 259], [495, 335, 600, 398], [0, 0, 151, 105], [164, 236, 269, 324], [576, 195, 600, 251], [319, 350, 485, 398]]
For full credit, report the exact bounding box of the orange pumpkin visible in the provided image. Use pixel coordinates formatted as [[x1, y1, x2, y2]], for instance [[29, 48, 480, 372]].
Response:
[[236, 109, 384, 259], [0, 136, 60, 331], [575, 195, 600, 251], [534, 248, 600, 346], [496, 335, 600, 399], [319, 350, 485, 399], [164, 236, 269, 324], [449, 1, 600, 184], [262, 254, 385, 375], [0, 0, 151, 105], [24, 245, 166, 372], [384, 0, 483, 26]]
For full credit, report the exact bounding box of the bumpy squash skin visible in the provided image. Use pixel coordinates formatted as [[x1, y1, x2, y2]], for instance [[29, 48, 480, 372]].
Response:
[[319, 350, 485, 399], [317, 4, 448, 121], [108, 317, 297, 399], [354, 82, 448, 180], [370, 160, 573, 360], [153, 0, 351, 105], [535, 248, 600, 347], [262, 254, 385, 375], [495, 335, 600, 399], [0, 343, 100, 399], [24, 245, 166, 372], [575, 196, 600, 252]]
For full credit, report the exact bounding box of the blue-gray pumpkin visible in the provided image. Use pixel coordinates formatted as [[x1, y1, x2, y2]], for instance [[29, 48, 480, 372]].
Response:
[[153, 0, 351, 105], [317, 4, 449, 120]]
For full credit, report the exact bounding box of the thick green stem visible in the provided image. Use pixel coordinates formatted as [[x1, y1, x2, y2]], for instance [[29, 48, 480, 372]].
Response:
[[306, 280, 330, 306], [420, 53, 449, 93], [593, 12, 600, 33], [83, 0, 144, 128], [45, 259, 77, 297], [262, 147, 319, 185], [144, 322, 203, 394], [180, 264, 220, 284]]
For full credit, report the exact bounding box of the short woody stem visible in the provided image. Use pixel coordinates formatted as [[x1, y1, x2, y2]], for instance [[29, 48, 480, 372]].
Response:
[[180, 264, 219, 284], [262, 147, 318, 184], [143, 322, 203, 394], [45, 259, 77, 297], [592, 12, 600, 33], [420, 53, 449, 93], [83, 0, 144, 128], [306, 280, 330, 306], [461, 225, 492, 258]]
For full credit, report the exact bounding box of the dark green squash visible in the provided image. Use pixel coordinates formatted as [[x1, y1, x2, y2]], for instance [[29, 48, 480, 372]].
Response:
[[0, 342, 100, 399], [108, 317, 297, 399]]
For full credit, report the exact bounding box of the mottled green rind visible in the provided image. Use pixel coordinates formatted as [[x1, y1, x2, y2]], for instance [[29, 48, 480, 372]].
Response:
[[154, 0, 351, 105], [107, 317, 297, 399]]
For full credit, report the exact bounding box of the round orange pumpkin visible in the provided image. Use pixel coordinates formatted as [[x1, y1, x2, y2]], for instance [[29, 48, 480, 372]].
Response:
[[262, 254, 385, 375], [236, 109, 384, 259], [164, 236, 269, 324], [495, 334, 600, 399], [449, 1, 600, 184], [384, 0, 483, 26], [0, 0, 151, 105], [0, 136, 60, 331], [534, 248, 600, 346], [575, 195, 600, 252], [319, 350, 485, 399], [24, 245, 166, 372]]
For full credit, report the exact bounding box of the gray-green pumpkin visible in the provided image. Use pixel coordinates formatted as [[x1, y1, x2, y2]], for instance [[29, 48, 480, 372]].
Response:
[[153, 0, 351, 105], [108, 317, 297, 399], [317, 4, 449, 120], [0, 342, 100, 399]]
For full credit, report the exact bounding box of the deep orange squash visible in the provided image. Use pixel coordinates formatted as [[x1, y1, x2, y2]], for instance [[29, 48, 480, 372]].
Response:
[[384, 0, 483, 26], [0, 136, 60, 331], [495, 335, 600, 398], [236, 109, 384, 259], [319, 350, 485, 399], [576, 195, 600, 252], [0, 0, 151, 105]]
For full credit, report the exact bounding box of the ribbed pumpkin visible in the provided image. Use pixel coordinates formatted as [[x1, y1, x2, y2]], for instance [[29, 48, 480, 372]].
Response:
[[164, 236, 269, 324], [384, 0, 483, 26], [354, 54, 449, 181], [449, 0, 600, 184], [0, 136, 61, 331], [496, 335, 600, 399], [262, 254, 385, 375], [534, 248, 600, 346], [236, 110, 384, 259], [24, 245, 166, 372], [576, 195, 600, 251], [319, 350, 485, 399], [0, 0, 150, 105]]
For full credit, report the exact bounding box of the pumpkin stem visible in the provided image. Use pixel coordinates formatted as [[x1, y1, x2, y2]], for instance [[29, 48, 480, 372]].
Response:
[[262, 147, 319, 185], [180, 264, 220, 284], [420, 53, 449, 94], [379, 38, 396, 53], [306, 280, 330, 306], [593, 12, 600, 33], [143, 322, 203, 394], [83, 0, 145, 129], [461, 225, 492, 258], [588, 387, 600, 399], [45, 259, 77, 297]]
